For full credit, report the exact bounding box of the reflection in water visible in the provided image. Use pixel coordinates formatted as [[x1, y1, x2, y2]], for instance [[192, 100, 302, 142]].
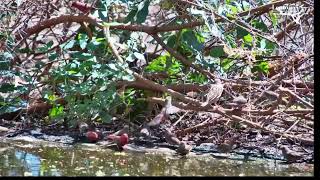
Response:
[[15, 151, 41, 176], [0, 145, 313, 176]]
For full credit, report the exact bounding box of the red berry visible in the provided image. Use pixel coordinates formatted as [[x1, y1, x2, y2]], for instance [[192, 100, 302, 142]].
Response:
[[86, 131, 99, 142]]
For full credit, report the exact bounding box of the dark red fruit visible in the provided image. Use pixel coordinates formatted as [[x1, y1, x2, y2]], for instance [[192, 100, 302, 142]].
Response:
[[119, 134, 129, 146], [86, 131, 99, 143], [106, 133, 129, 147]]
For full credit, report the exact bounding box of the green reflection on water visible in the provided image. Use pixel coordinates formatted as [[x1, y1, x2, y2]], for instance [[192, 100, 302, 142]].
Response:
[[0, 145, 313, 176]]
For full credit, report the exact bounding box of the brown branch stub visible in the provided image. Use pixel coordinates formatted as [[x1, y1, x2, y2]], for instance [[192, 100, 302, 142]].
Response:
[[133, 73, 203, 106], [111, 20, 204, 34], [15, 15, 102, 41]]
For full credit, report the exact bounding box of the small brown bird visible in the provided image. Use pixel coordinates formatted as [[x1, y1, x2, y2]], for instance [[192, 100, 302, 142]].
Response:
[[164, 128, 181, 145], [177, 141, 192, 155], [164, 96, 181, 114], [203, 78, 224, 106], [232, 95, 247, 108], [225, 95, 247, 110], [27, 99, 52, 116], [216, 137, 237, 153], [280, 145, 304, 163], [147, 96, 173, 127], [77, 122, 89, 135], [139, 125, 151, 137], [147, 108, 167, 127]]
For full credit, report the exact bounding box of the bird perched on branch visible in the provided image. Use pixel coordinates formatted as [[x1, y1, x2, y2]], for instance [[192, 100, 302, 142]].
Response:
[[279, 145, 304, 163], [202, 78, 224, 107]]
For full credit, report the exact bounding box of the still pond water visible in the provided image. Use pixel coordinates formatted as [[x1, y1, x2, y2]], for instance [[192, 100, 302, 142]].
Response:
[[0, 142, 313, 176]]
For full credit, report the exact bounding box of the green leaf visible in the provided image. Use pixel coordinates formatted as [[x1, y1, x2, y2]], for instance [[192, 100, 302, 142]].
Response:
[[124, 7, 138, 23], [48, 53, 58, 61], [252, 61, 269, 74], [46, 94, 58, 102], [265, 39, 276, 53], [1, 52, 13, 60], [181, 30, 204, 52], [49, 106, 64, 118], [87, 38, 105, 51], [187, 73, 206, 84], [221, 58, 234, 71], [133, 52, 146, 61], [242, 1, 251, 11], [145, 55, 167, 72], [71, 52, 94, 60], [236, 27, 249, 39], [209, 46, 225, 57], [166, 35, 177, 48], [18, 48, 31, 53], [122, 74, 134, 81], [269, 11, 278, 28], [252, 20, 268, 32], [0, 83, 15, 93], [98, 10, 108, 21], [99, 111, 112, 123], [160, 0, 173, 9], [35, 61, 46, 69], [243, 34, 253, 44], [0, 61, 10, 70], [125, 0, 150, 23], [136, 0, 150, 24], [62, 40, 75, 50], [229, 5, 238, 14], [78, 34, 88, 49], [126, 54, 135, 62], [37, 41, 54, 52], [108, 63, 119, 71], [260, 39, 266, 50]]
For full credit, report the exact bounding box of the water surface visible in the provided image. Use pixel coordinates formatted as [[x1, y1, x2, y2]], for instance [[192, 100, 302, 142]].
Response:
[[0, 143, 314, 176]]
